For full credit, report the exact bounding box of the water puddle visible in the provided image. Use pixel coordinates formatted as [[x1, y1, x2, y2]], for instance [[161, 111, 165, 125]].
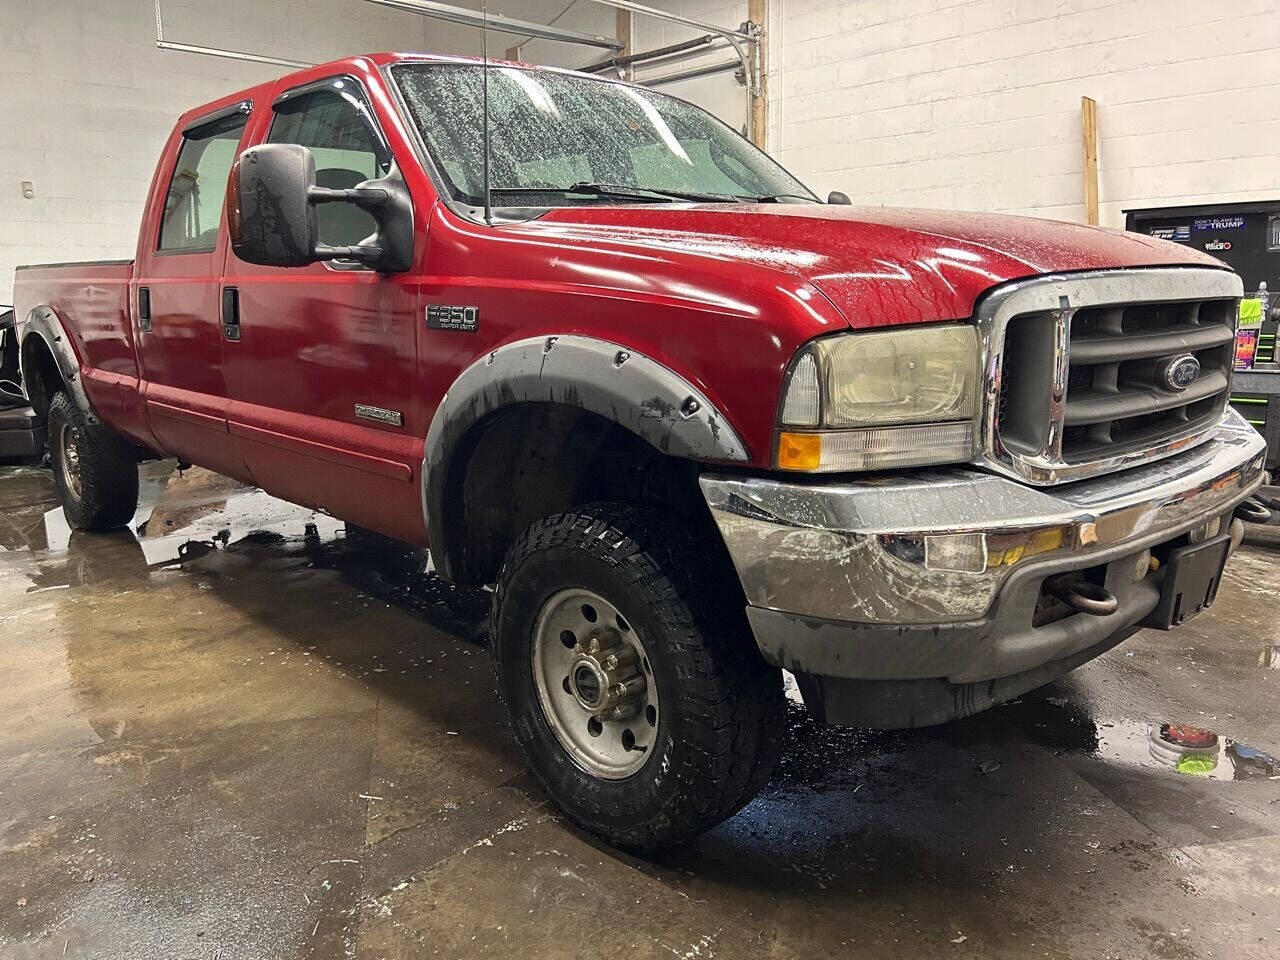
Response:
[[1090, 718, 1280, 781], [2, 460, 490, 636], [968, 695, 1279, 784]]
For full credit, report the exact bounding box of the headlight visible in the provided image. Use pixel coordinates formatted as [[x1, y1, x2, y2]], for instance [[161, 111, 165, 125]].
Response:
[[776, 325, 980, 471]]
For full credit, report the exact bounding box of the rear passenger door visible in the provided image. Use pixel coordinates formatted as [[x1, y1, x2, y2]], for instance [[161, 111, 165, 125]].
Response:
[[134, 101, 250, 479], [222, 76, 425, 543]]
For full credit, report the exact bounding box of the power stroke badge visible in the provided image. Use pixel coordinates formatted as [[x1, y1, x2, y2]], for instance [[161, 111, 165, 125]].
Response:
[[426, 305, 479, 332], [354, 404, 404, 427]]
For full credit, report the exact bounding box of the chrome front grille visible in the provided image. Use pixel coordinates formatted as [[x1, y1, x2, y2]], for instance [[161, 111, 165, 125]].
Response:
[[977, 268, 1244, 485], [1056, 299, 1234, 462]]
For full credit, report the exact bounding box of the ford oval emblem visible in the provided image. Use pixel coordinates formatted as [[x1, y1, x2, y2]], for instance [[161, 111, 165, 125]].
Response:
[[1161, 354, 1201, 391]]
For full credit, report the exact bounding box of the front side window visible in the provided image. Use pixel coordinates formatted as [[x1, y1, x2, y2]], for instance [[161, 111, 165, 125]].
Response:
[[392, 63, 817, 207], [268, 84, 389, 247], [158, 111, 248, 252]]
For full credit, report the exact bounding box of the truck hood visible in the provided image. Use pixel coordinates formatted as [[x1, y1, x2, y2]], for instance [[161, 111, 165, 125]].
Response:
[[533, 204, 1229, 327]]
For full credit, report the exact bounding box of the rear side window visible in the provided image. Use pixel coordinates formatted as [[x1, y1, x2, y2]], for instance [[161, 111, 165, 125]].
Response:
[[268, 86, 389, 248], [157, 110, 248, 252]]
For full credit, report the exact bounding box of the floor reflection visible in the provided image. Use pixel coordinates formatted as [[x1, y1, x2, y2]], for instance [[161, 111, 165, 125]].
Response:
[[5, 460, 491, 638]]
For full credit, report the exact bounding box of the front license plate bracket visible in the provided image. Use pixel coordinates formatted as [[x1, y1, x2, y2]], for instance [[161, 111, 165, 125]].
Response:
[[1141, 534, 1231, 630]]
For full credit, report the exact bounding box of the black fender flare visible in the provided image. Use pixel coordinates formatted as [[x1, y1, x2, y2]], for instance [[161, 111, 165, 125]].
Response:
[[422, 335, 749, 582], [19, 306, 100, 424]]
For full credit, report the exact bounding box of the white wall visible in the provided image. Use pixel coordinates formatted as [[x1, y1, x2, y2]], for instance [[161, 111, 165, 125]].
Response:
[[0, 0, 430, 302], [772, 0, 1280, 225]]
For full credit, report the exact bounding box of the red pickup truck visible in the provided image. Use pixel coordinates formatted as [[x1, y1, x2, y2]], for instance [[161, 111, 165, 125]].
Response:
[[13, 53, 1269, 849]]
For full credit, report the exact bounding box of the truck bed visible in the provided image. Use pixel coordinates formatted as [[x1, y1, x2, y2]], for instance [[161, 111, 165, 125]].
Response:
[[12, 258, 141, 443], [13, 259, 135, 334], [13, 257, 137, 386]]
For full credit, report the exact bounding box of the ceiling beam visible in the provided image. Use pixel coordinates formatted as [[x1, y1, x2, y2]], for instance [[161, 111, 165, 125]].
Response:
[[582, 0, 756, 43], [362, 0, 624, 50]]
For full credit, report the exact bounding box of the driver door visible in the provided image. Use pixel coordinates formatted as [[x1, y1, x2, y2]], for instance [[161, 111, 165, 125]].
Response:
[[222, 76, 425, 543]]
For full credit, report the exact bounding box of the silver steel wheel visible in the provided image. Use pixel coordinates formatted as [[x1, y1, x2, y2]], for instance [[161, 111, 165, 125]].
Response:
[[531, 588, 659, 780], [59, 421, 83, 502]]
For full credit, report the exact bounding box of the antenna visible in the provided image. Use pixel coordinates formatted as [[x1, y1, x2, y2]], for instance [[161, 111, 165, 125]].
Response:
[[481, 0, 493, 226]]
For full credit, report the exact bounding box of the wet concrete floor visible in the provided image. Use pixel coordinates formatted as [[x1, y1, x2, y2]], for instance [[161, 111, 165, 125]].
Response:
[[1, 462, 1278, 959]]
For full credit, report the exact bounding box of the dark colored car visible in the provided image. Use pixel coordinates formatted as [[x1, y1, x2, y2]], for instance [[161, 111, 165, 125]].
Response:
[[0, 306, 46, 460]]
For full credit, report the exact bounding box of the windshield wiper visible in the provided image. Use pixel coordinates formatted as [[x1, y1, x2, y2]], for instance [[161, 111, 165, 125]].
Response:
[[572, 182, 743, 203], [489, 182, 742, 204], [746, 193, 822, 203]]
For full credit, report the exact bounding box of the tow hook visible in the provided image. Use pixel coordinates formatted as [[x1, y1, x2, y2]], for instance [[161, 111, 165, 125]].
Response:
[[1234, 497, 1273, 525], [1047, 576, 1119, 617]]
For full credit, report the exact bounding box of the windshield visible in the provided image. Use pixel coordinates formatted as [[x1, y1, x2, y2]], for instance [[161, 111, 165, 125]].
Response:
[[391, 62, 818, 207]]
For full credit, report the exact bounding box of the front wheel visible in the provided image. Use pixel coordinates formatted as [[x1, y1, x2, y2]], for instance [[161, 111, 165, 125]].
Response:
[[48, 392, 139, 531], [491, 502, 785, 851]]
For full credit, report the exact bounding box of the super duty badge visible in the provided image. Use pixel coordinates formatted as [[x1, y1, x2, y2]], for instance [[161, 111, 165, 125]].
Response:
[[426, 305, 479, 332]]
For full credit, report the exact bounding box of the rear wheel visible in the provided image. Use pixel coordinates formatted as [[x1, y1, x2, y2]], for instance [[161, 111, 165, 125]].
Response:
[[491, 502, 784, 851], [48, 392, 139, 531]]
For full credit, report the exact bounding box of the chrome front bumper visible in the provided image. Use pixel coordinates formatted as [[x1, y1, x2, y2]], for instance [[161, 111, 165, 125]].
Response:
[[700, 410, 1266, 691]]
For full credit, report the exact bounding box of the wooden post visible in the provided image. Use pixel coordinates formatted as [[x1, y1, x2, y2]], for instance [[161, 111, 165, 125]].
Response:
[[505, 45, 521, 61], [1081, 96, 1099, 225], [616, 8, 632, 80], [748, 0, 768, 149]]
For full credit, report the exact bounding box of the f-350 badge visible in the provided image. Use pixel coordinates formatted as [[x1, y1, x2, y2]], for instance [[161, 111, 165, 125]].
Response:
[[426, 305, 479, 332]]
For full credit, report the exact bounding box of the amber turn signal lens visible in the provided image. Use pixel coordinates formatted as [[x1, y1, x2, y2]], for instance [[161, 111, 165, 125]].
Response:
[[777, 431, 822, 470]]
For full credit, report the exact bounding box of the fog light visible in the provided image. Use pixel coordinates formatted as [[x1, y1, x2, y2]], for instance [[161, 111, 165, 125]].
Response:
[[923, 532, 988, 573]]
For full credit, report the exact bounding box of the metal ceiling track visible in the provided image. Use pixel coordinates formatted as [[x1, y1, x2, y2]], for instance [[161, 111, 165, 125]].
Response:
[[152, 0, 762, 138], [153, 0, 314, 68], [581, 34, 725, 75], [154, 0, 621, 66], [360, 0, 623, 49]]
